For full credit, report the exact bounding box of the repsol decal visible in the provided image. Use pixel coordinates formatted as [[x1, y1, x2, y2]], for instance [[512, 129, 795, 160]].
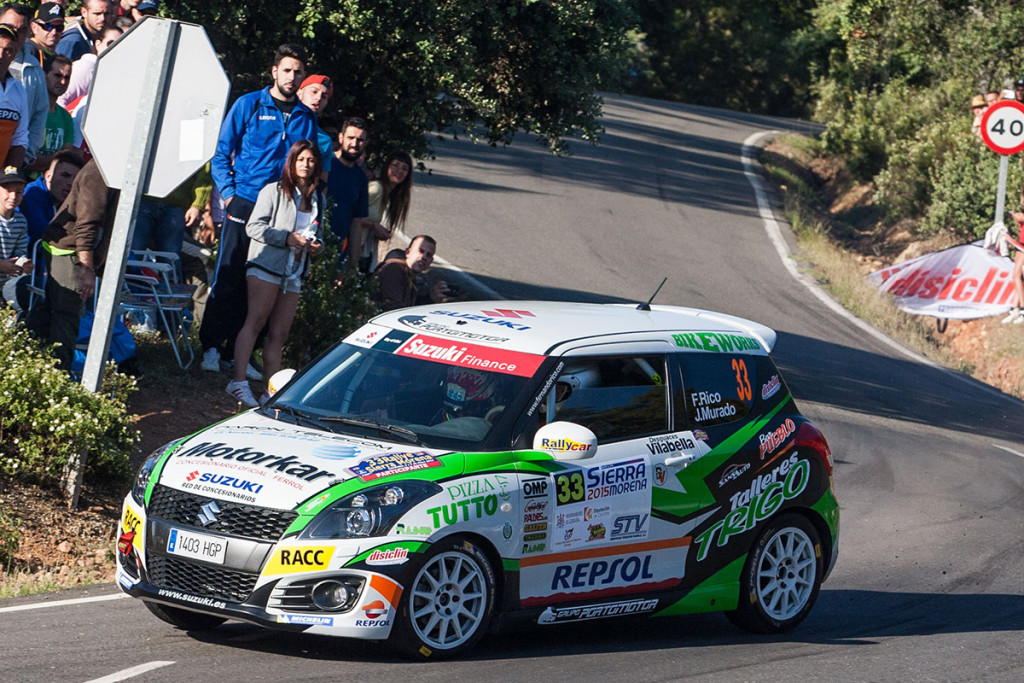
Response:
[[551, 555, 654, 590], [175, 442, 336, 482]]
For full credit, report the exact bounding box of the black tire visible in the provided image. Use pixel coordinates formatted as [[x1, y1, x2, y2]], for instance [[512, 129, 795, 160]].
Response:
[[143, 600, 227, 631], [391, 537, 496, 660], [726, 513, 823, 634]]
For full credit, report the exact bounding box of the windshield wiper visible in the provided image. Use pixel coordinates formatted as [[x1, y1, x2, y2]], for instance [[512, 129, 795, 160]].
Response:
[[268, 404, 329, 432], [317, 416, 421, 444]]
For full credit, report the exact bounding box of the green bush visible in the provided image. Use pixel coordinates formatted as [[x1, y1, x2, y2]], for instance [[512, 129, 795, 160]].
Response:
[[921, 132, 1024, 240], [0, 505, 18, 571], [284, 226, 380, 370], [0, 310, 138, 490], [875, 116, 964, 221]]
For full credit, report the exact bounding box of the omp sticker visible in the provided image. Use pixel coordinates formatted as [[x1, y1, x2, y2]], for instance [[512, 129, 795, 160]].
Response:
[[262, 546, 335, 575], [393, 334, 544, 377]]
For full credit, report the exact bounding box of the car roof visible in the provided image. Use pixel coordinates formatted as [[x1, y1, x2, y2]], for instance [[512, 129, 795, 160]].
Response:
[[365, 301, 777, 356]]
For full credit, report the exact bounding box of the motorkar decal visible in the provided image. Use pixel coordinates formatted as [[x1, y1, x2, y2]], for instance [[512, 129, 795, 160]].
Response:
[[519, 538, 688, 606], [551, 456, 650, 550], [393, 333, 544, 377], [349, 451, 440, 481], [694, 455, 810, 561], [173, 441, 336, 482]]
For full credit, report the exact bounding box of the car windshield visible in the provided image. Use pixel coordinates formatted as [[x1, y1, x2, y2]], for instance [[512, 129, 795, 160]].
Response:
[[265, 342, 538, 450]]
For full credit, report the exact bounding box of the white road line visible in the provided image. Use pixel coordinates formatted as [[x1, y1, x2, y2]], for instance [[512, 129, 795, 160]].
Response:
[[84, 661, 175, 683], [742, 130, 1022, 405], [0, 592, 129, 614], [992, 443, 1024, 458]]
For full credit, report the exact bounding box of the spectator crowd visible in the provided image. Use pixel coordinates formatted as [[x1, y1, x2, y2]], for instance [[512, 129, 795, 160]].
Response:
[[0, 1, 454, 407]]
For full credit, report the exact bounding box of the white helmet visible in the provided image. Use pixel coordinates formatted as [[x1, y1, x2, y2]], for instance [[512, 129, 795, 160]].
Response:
[[554, 361, 601, 403]]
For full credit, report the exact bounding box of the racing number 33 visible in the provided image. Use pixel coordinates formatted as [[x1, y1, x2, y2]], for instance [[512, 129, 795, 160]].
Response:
[[732, 358, 751, 402], [556, 472, 585, 505]]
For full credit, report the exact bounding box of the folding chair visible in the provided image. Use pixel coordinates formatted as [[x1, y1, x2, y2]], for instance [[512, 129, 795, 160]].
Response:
[[119, 250, 197, 369]]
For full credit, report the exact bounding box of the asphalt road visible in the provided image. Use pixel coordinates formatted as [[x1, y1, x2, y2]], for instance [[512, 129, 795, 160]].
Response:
[[2, 93, 1022, 682]]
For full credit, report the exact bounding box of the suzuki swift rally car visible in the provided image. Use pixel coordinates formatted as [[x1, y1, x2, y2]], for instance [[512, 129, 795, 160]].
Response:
[[116, 301, 839, 659]]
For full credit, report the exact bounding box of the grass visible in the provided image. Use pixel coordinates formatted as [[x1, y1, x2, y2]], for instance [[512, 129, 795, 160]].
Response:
[[763, 137, 1024, 397]]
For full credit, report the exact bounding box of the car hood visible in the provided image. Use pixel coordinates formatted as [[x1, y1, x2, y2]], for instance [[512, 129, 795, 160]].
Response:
[[157, 411, 452, 511]]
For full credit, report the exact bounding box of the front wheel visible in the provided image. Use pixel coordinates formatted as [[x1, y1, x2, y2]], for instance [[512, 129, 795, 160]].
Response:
[[391, 537, 496, 660], [726, 513, 822, 634], [143, 601, 227, 631]]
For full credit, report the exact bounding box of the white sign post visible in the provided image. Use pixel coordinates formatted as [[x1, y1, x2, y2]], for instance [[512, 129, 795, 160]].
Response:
[[980, 99, 1024, 229], [68, 16, 228, 506]]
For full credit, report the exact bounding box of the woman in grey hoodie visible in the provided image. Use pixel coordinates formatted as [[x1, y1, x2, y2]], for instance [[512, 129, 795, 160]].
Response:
[[227, 139, 324, 407]]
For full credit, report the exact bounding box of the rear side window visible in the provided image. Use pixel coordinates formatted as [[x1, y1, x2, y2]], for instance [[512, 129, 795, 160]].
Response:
[[677, 353, 756, 426], [550, 355, 669, 443]]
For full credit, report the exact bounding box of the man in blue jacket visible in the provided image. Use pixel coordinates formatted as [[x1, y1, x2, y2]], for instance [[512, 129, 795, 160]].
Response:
[[200, 43, 316, 374]]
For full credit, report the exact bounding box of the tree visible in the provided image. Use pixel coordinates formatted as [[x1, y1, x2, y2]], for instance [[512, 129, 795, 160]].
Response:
[[162, 0, 634, 159]]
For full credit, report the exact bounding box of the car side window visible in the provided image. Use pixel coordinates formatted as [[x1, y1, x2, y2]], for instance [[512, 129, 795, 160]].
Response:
[[677, 353, 755, 427], [551, 355, 669, 443]]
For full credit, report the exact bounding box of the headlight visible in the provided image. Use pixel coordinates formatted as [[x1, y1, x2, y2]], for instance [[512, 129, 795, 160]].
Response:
[[299, 481, 441, 540], [131, 444, 172, 505]]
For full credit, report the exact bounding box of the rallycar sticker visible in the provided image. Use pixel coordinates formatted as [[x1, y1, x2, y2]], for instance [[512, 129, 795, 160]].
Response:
[[392, 333, 545, 377], [519, 537, 689, 606]]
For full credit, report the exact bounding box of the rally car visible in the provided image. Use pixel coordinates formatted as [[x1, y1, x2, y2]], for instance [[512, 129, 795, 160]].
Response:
[[116, 301, 839, 659]]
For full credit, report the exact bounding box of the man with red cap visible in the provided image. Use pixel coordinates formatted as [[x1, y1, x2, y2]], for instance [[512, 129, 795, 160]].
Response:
[[297, 74, 333, 178]]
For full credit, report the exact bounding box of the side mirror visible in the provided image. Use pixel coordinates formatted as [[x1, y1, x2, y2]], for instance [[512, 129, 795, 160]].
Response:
[[533, 422, 598, 460], [266, 369, 296, 398]]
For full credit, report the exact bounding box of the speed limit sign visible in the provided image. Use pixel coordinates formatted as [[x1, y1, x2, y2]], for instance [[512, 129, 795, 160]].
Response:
[[981, 99, 1024, 155]]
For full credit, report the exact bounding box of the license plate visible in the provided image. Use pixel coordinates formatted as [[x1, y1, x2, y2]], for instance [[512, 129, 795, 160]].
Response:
[[166, 528, 227, 564]]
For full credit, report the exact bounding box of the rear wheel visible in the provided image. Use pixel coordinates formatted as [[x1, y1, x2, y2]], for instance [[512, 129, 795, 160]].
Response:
[[726, 513, 822, 633], [391, 537, 496, 660], [143, 601, 227, 631]]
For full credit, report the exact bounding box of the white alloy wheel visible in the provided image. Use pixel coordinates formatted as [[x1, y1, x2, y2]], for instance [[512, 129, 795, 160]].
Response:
[[754, 525, 817, 621], [409, 549, 490, 650]]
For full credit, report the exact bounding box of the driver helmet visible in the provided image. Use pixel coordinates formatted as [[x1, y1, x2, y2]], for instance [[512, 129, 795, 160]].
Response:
[[553, 361, 601, 404], [442, 367, 496, 416]]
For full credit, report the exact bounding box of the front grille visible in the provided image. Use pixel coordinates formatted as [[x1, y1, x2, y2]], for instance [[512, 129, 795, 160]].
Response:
[[148, 554, 258, 603], [148, 485, 298, 541]]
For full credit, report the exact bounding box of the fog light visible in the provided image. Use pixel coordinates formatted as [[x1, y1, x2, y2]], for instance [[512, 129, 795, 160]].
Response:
[[311, 580, 352, 611]]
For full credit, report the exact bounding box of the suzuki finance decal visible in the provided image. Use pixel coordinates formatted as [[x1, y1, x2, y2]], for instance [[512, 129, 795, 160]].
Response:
[[393, 333, 544, 377], [551, 456, 650, 550], [694, 456, 810, 561]]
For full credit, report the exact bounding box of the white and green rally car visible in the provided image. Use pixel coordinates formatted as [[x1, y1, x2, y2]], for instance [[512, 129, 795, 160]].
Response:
[[116, 301, 839, 659]]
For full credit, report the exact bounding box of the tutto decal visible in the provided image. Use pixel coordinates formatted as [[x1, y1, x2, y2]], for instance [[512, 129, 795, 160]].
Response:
[[426, 494, 499, 527], [277, 614, 334, 626], [718, 462, 751, 488], [263, 546, 334, 574], [174, 442, 336, 483], [759, 418, 796, 460], [761, 375, 781, 400], [610, 513, 649, 541], [695, 457, 810, 561], [673, 332, 760, 353], [366, 548, 409, 566], [393, 333, 544, 377], [349, 451, 440, 481], [538, 598, 659, 624], [398, 315, 510, 343]]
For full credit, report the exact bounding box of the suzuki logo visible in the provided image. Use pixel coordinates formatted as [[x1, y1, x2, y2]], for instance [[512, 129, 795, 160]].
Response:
[[197, 500, 221, 527]]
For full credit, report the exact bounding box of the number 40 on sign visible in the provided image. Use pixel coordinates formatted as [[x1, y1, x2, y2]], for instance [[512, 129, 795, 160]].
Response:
[[981, 100, 1024, 155]]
